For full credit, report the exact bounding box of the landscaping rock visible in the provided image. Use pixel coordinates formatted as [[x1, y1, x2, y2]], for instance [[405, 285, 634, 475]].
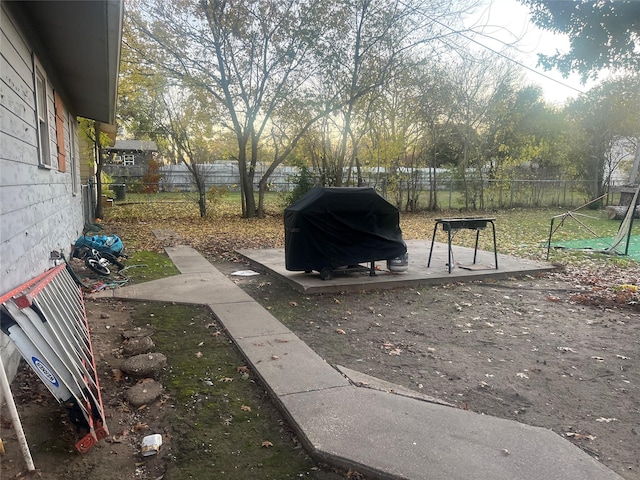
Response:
[[122, 352, 167, 377], [126, 380, 164, 407], [123, 336, 155, 356], [122, 326, 156, 339]]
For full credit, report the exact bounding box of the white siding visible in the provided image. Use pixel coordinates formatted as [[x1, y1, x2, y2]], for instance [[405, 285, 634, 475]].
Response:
[[0, 4, 85, 387]]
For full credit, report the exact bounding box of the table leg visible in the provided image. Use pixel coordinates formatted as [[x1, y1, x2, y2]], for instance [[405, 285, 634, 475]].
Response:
[[473, 229, 480, 264], [491, 221, 498, 269], [427, 222, 439, 268], [447, 226, 452, 273]]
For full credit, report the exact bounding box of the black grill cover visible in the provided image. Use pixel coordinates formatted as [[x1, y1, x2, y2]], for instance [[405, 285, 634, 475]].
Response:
[[284, 187, 406, 272]]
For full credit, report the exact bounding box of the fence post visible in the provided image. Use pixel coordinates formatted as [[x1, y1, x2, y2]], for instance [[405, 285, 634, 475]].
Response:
[[510, 179, 514, 208]]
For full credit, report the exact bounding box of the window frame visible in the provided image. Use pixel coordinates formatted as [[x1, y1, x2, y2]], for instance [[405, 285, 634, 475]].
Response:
[[123, 154, 135, 166], [68, 112, 79, 195], [33, 55, 53, 169]]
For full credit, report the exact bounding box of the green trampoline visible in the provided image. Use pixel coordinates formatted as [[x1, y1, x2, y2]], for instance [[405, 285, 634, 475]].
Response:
[[547, 186, 640, 262], [550, 234, 640, 262]]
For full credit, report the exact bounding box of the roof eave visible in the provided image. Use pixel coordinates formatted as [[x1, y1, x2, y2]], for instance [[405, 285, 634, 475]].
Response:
[[11, 1, 123, 124]]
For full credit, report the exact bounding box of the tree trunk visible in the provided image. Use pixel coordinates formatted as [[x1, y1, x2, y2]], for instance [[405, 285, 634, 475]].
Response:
[[237, 136, 257, 218], [607, 205, 640, 220]]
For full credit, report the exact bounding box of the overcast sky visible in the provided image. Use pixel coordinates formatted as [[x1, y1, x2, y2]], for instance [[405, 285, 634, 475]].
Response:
[[464, 0, 600, 104]]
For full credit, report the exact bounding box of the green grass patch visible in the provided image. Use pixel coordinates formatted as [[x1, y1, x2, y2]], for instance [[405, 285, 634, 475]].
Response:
[[106, 191, 636, 273], [123, 251, 180, 283], [131, 302, 341, 479]]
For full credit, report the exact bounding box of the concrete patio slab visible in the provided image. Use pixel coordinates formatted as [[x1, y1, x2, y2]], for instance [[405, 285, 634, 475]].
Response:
[[237, 239, 555, 294]]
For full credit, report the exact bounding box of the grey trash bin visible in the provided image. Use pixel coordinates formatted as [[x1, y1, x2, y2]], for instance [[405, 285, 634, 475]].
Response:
[[113, 184, 126, 200]]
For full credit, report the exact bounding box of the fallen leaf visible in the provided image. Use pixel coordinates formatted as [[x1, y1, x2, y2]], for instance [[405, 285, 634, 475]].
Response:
[[219, 377, 233, 382], [516, 372, 529, 379], [195, 351, 203, 358], [271, 355, 280, 360], [388, 348, 402, 356], [274, 338, 289, 343], [565, 432, 596, 441], [261, 441, 273, 448], [591, 356, 605, 362], [134, 422, 148, 432], [289, 301, 298, 307], [595, 417, 617, 423], [547, 295, 560, 302], [112, 369, 124, 382], [240, 405, 252, 412], [557, 347, 577, 353], [334, 298, 341, 304], [336, 328, 346, 335], [616, 354, 630, 360], [211, 330, 222, 337], [346, 469, 365, 479], [237, 366, 250, 374]]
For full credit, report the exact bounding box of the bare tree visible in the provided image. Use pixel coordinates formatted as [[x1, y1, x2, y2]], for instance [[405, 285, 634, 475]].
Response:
[[126, 0, 479, 216], [128, 0, 334, 217], [315, 0, 473, 186]]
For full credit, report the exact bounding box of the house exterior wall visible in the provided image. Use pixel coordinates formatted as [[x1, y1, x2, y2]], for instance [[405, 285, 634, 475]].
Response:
[[1, 4, 85, 386]]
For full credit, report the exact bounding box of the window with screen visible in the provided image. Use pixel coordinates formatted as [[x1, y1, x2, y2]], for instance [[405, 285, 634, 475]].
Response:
[[34, 57, 52, 167]]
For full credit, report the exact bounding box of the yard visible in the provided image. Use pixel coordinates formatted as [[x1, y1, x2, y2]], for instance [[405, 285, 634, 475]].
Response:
[[2, 192, 638, 479]]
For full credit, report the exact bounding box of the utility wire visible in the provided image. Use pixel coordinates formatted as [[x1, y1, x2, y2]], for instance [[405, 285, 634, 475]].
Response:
[[418, 5, 586, 95]]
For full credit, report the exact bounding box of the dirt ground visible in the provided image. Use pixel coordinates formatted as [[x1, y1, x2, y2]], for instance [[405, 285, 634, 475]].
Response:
[[2, 259, 639, 480], [216, 261, 640, 480], [0, 296, 170, 480]]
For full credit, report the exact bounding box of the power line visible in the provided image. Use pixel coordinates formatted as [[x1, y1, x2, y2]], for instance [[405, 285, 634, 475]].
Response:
[[419, 5, 586, 96]]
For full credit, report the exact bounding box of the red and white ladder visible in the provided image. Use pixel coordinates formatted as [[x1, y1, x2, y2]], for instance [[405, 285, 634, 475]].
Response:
[[0, 263, 108, 453]]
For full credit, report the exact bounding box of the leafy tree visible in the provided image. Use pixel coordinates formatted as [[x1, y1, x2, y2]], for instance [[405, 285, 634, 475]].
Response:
[[284, 164, 316, 206], [521, 0, 640, 81], [315, 0, 474, 187], [564, 73, 640, 200], [414, 62, 459, 210], [448, 52, 520, 209], [127, 0, 335, 218], [78, 119, 115, 219], [160, 89, 221, 217]]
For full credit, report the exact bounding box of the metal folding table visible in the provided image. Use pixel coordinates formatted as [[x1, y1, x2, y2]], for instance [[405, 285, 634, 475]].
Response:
[[427, 217, 498, 273]]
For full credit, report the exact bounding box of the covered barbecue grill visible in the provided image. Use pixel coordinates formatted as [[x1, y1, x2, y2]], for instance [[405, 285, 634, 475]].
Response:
[[284, 187, 407, 279]]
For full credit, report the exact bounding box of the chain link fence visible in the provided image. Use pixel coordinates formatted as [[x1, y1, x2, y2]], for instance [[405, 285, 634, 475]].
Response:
[[98, 164, 624, 211]]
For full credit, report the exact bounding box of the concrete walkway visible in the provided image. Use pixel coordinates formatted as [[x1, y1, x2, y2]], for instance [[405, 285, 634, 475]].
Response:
[[95, 245, 622, 480]]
